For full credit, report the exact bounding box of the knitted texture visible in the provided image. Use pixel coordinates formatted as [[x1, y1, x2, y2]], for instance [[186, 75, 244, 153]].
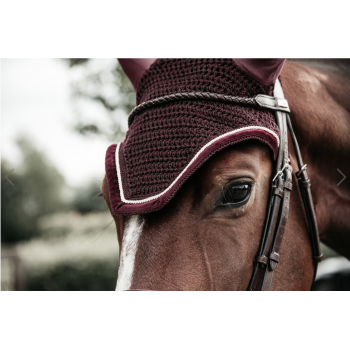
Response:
[[136, 59, 274, 104], [106, 59, 280, 215]]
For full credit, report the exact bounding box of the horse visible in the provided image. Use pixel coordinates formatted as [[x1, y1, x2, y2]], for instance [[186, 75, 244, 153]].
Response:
[[101, 59, 350, 291]]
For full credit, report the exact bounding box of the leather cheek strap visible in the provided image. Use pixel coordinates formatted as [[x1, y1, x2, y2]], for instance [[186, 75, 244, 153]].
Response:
[[286, 113, 323, 282], [248, 80, 291, 291], [259, 103, 292, 290], [299, 179, 311, 188], [264, 170, 293, 284], [273, 187, 284, 198], [248, 80, 322, 291], [297, 169, 323, 275]]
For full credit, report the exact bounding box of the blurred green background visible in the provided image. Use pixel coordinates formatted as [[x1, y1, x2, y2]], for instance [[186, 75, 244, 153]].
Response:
[[1, 59, 134, 291]]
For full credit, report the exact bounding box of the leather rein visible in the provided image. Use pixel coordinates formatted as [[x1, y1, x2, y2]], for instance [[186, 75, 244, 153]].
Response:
[[128, 80, 323, 291]]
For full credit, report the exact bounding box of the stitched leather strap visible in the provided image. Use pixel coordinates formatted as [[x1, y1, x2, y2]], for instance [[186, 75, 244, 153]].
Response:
[[260, 91, 292, 291], [248, 80, 322, 291], [284, 180, 293, 191], [286, 114, 323, 281], [273, 187, 284, 198], [248, 81, 289, 291], [299, 179, 311, 188]]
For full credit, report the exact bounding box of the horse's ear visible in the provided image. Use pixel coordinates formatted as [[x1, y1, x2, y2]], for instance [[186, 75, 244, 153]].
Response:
[[233, 59, 286, 85], [118, 59, 157, 91]]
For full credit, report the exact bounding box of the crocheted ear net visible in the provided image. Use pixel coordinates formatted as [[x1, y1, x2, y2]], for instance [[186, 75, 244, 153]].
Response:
[[106, 59, 279, 215]]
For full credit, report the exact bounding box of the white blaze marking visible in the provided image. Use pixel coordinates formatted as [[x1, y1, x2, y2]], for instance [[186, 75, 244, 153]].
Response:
[[116, 215, 144, 291]]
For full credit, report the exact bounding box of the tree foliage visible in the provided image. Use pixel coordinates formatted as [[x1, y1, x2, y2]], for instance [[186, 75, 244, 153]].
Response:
[[64, 58, 135, 142], [71, 180, 107, 214], [1, 137, 66, 242]]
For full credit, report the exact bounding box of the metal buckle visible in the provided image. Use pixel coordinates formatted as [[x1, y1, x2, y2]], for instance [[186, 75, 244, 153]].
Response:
[[272, 163, 293, 183], [272, 170, 283, 183], [296, 164, 307, 178]]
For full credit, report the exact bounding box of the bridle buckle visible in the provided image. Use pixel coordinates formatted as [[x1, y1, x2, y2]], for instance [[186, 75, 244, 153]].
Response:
[[272, 163, 293, 183], [295, 164, 307, 178]]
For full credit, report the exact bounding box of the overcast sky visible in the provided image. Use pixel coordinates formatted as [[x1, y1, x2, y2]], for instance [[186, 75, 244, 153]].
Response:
[[1, 59, 117, 188]]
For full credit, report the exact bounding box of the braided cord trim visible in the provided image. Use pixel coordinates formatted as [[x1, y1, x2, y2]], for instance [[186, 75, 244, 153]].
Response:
[[128, 92, 257, 126]]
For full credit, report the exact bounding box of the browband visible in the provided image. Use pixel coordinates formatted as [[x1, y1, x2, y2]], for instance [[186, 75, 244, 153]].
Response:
[[128, 91, 290, 126]]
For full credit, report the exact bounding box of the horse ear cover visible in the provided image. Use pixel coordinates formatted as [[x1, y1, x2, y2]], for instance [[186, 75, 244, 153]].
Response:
[[105, 59, 281, 215]]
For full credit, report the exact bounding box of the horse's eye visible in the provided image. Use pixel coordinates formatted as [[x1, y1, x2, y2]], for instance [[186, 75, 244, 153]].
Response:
[[222, 184, 251, 206]]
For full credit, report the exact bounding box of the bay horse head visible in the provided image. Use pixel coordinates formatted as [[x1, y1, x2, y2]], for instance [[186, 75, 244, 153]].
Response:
[[102, 59, 322, 291]]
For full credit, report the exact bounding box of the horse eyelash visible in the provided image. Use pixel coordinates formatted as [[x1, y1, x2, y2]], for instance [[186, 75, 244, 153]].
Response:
[[221, 184, 229, 203]]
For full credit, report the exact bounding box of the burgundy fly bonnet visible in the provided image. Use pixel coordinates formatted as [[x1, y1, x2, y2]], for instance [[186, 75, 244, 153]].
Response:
[[105, 59, 285, 215]]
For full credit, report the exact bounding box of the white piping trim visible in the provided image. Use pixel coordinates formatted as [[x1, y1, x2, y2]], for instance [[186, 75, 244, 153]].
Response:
[[115, 126, 279, 204]]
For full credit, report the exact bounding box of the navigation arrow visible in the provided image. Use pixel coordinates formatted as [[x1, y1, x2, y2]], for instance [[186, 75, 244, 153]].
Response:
[[337, 169, 346, 186], [5, 168, 15, 186]]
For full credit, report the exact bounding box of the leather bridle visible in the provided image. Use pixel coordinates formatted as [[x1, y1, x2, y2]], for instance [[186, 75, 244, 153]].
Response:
[[128, 79, 323, 291], [247, 80, 323, 291]]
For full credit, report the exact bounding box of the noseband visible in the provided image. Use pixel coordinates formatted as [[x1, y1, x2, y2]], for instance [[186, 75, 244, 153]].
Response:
[[128, 80, 323, 291]]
